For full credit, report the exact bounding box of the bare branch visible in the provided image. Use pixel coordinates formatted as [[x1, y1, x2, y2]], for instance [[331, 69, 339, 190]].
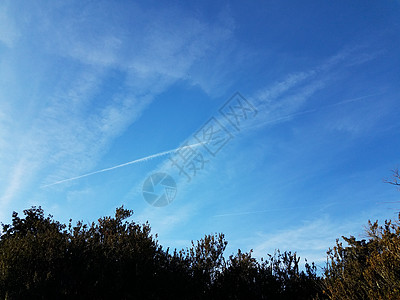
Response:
[[384, 168, 400, 187]]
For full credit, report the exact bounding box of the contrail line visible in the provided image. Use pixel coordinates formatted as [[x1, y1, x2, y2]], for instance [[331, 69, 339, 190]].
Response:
[[41, 143, 203, 188], [42, 92, 384, 188]]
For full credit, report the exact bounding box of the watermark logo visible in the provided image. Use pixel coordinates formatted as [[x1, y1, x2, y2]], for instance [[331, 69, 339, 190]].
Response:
[[142, 172, 177, 207], [143, 92, 258, 207]]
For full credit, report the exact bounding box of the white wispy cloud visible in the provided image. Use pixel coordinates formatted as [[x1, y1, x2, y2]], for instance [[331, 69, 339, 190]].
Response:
[[128, 45, 390, 254], [0, 1, 236, 214], [0, 160, 26, 208], [251, 215, 343, 262], [0, 2, 19, 47], [212, 202, 334, 218], [133, 199, 199, 239], [250, 203, 393, 265], [139, 49, 350, 198]]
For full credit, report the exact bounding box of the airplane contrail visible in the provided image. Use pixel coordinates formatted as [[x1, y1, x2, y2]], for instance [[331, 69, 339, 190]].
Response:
[[42, 92, 383, 188], [41, 143, 204, 188]]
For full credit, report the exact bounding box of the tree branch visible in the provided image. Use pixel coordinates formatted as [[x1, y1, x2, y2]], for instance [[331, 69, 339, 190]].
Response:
[[385, 169, 400, 186]]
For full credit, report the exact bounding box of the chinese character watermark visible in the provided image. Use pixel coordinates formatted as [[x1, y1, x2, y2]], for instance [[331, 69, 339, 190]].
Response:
[[142, 92, 258, 206]]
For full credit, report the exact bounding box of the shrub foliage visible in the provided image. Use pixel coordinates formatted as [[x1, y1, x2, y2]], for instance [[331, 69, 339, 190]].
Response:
[[1, 204, 400, 299], [0, 206, 323, 299]]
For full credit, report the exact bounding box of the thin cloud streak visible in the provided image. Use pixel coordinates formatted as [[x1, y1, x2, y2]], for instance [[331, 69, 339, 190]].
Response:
[[137, 56, 377, 200], [244, 92, 384, 131], [213, 203, 336, 218], [42, 143, 204, 188]]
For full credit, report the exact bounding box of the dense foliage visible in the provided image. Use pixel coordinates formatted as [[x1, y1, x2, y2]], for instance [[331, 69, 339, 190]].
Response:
[[324, 215, 400, 299], [1, 203, 400, 299], [0, 206, 323, 299]]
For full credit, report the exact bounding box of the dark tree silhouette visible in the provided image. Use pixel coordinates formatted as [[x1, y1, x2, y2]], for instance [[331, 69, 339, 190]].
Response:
[[3, 172, 400, 299], [0, 206, 324, 299]]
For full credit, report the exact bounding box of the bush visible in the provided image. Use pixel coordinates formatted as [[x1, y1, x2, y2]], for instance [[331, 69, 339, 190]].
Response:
[[0, 206, 324, 299], [324, 214, 400, 299]]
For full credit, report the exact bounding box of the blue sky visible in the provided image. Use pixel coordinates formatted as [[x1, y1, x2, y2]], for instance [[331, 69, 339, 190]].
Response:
[[1, 0, 400, 266]]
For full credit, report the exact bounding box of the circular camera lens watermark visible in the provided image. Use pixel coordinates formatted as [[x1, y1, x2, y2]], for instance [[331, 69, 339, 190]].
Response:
[[142, 172, 177, 207]]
